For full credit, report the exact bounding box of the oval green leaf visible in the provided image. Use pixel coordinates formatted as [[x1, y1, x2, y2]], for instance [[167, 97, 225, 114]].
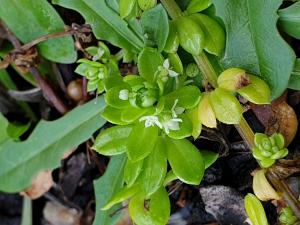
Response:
[[166, 137, 205, 185], [209, 88, 243, 125], [138, 48, 164, 82], [127, 122, 159, 162], [92, 125, 132, 156], [244, 193, 269, 225], [124, 159, 144, 187]]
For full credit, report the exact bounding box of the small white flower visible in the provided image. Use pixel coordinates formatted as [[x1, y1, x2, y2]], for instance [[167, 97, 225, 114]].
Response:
[[119, 89, 129, 100], [158, 59, 179, 79], [92, 48, 105, 61], [139, 115, 163, 129], [162, 118, 183, 134], [171, 99, 185, 118]]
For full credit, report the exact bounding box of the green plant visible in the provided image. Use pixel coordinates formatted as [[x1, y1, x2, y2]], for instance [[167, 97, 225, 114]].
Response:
[[253, 133, 289, 168], [0, 0, 300, 224]]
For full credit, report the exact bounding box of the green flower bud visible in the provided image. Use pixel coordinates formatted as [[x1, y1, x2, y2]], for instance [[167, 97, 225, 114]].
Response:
[[138, 0, 157, 11], [252, 133, 289, 168], [185, 63, 200, 78], [129, 82, 159, 108]]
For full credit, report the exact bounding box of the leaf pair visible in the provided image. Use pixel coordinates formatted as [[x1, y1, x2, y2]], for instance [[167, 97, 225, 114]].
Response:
[[175, 13, 225, 56]]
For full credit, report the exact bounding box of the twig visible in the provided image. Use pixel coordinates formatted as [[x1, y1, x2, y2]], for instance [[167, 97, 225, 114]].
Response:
[[1, 22, 69, 114]]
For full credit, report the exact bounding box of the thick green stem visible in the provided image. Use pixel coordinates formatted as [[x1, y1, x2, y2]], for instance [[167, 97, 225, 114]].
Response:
[[193, 53, 218, 88], [161, 0, 300, 218], [160, 0, 183, 19]]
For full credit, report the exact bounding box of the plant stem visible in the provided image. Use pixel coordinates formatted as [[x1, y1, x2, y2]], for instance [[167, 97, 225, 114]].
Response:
[[194, 53, 218, 88], [161, 0, 300, 218], [160, 0, 183, 19]]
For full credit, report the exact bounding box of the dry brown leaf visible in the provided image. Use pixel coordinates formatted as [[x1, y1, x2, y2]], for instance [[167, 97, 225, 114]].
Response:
[[21, 170, 54, 199], [43, 201, 81, 225], [251, 95, 298, 146]]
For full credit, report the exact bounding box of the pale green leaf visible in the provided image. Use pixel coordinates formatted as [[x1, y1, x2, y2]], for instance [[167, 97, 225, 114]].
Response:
[[278, 2, 300, 40], [0, 97, 106, 192]]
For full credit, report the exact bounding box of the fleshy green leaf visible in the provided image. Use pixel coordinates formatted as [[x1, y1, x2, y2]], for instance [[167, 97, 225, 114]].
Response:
[[186, 103, 202, 140], [237, 74, 271, 104], [278, 2, 300, 40], [164, 21, 179, 53], [0, 0, 77, 63], [201, 150, 218, 169], [0, 97, 106, 192], [92, 125, 132, 156], [93, 155, 126, 225], [167, 114, 193, 139], [212, 0, 296, 99], [165, 137, 205, 185], [138, 137, 167, 196], [188, 13, 225, 56], [186, 0, 212, 14], [162, 86, 201, 110], [53, 0, 144, 52], [102, 184, 140, 210], [124, 158, 144, 187], [175, 16, 205, 56], [140, 4, 169, 52], [102, 106, 130, 125], [120, 0, 136, 18], [127, 122, 159, 162], [105, 86, 131, 109], [129, 187, 170, 225], [209, 88, 243, 125], [244, 193, 269, 225], [138, 48, 164, 82]]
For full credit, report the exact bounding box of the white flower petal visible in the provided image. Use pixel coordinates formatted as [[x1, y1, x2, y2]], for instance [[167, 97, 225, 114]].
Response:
[[139, 116, 162, 129], [163, 59, 170, 69], [168, 69, 179, 77], [175, 107, 185, 115], [119, 89, 129, 100]]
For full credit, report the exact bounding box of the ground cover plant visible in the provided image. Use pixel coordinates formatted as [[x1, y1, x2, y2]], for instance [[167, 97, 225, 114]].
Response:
[[0, 0, 300, 224]]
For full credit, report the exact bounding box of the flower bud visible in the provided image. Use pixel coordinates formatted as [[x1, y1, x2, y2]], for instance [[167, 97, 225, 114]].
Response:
[[129, 82, 159, 108], [138, 0, 157, 11]]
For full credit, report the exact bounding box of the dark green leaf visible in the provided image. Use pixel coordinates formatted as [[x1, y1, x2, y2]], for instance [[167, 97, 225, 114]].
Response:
[[93, 155, 126, 225], [166, 137, 205, 185], [92, 125, 132, 156], [212, 0, 296, 99], [288, 58, 300, 90], [0, 113, 9, 145], [0, 0, 77, 63], [278, 2, 300, 40], [0, 97, 106, 192], [53, 0, 144, 52], [140, 4, 169, 52]]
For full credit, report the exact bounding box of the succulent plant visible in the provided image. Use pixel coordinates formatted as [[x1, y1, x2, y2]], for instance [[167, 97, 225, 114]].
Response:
[[252, 133, 288, 168], [279, 205, 300, 225]]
